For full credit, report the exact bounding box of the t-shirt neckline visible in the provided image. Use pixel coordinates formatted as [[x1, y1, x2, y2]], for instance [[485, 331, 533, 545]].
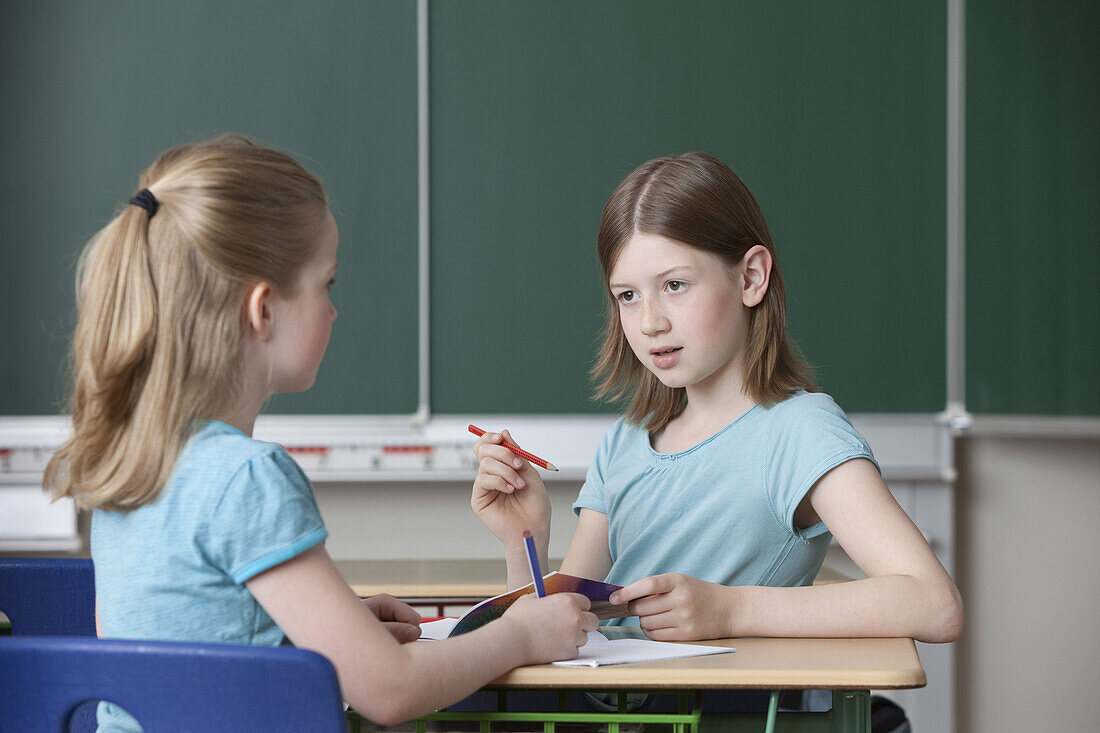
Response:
[[201, 420, 249, 438], [644, 404, 761, 461]]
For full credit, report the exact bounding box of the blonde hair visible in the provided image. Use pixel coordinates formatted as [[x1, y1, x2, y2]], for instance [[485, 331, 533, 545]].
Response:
[[45, 135, 328, 510], [592, 152, 817, 432]]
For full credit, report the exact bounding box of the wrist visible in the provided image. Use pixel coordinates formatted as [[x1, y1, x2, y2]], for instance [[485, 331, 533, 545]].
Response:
[[493, 613, 533, 665], [728, 585, 756, 637], [502, 538, 529, 556], [503, 546, 546, 591], [503, 530, 548, 560]]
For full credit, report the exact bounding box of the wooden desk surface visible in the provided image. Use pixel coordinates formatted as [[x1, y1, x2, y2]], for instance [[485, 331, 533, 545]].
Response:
[[334, 561, 922, 692], [336, 559, 526, 599], [486, 635, 926, 691], [335, 559, 851, 599]]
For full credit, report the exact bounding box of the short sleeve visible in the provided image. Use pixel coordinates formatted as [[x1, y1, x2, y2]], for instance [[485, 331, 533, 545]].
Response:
[[572, 420, 622, 516], [765, 393, 878, 539], [205, 447, 328, 584]]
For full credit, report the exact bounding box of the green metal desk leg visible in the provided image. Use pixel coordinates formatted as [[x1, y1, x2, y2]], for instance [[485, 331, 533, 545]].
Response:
[[830, 690, 870, 733], [765, 690, 779, 733], [609, 692, 625, 733]]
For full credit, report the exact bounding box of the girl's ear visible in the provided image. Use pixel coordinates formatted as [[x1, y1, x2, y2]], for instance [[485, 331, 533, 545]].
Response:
[[740, 244, 772, 308], [244, 282, 275, 340]]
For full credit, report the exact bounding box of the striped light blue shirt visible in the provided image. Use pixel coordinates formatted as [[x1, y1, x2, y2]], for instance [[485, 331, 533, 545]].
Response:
[[91, 420, 327, 731]]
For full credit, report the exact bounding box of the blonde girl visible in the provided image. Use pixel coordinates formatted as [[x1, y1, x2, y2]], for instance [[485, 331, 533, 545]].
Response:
[[46, 135, 595, 730], [472, 152, 962, 644]]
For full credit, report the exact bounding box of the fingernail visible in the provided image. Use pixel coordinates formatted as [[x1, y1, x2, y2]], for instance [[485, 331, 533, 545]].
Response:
[[513, 458, 522, 468], [610, 593, 619, 603], [516, 477, 525, 487]]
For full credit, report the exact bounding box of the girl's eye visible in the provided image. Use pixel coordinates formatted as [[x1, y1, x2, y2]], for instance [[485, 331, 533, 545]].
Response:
[[616, 290, 635, 304], [667, 280, 684, 292]]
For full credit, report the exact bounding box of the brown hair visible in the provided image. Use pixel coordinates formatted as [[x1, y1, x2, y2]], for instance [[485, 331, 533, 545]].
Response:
[[591, 152, 817, 432], [44, 135, 328, 510]]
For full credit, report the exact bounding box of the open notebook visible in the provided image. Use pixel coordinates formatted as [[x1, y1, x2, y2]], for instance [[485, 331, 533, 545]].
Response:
[[419, 621, 735, 667], [555, 630, 735, 667]]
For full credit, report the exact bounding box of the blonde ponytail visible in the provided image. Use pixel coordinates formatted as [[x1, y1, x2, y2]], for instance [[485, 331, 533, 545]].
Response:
[[45, 135, 327, 510]]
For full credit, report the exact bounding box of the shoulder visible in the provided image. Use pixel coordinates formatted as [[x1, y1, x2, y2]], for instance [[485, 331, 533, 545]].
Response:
[[760, 390, 871, 450], [597, 416, 646, 455], [604, 415, 641, 440], [763, 390, 851, 428], [177, 422, 303, 492], [761, 391, 875, 464], [585, 416, 646, 486]]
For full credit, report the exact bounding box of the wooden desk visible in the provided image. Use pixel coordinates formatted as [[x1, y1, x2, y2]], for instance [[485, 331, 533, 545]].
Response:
[[336, 558, 527, 601], [339, 560, 911, 732], [335, 559, 851, 603], [334, 561, 919, 689], [438, 634, 922, 733], [377, 632, 923, 733], [488, 631, 925, 691]]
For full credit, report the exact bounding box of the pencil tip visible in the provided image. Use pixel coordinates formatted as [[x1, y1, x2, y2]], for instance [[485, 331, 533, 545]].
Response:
[[546, 462, 559, 471]]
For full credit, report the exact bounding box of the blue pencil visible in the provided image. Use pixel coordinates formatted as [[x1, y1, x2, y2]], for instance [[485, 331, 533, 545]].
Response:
[[523, 530, 546, 597]]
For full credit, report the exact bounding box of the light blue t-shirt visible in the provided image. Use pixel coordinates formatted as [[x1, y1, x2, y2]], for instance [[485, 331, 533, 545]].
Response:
[[573, 392, 876, 612], [91, 420, 327, 732]]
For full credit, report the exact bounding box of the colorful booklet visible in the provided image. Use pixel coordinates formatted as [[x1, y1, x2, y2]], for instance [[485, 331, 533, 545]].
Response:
[[445, 571, 629, 637]]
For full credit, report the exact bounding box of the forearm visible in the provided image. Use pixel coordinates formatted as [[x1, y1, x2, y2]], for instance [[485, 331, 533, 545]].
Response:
[[736, 575, 964, 643], [344, 620, 528, 725], [250, 546, 536, 726]]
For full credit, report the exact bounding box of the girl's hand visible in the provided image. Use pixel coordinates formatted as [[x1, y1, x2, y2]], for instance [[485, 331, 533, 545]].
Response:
[[471, 429, 551, 546], [362, 593, 422, 643], [611, 573, 735, 641], [499, 592, 598, 663]]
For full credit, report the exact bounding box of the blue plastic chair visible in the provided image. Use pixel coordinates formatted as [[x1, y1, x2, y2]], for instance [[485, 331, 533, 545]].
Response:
[[0, 558, 99, 731], [0, 558, 96, 636], [0, 635, 347, 732]]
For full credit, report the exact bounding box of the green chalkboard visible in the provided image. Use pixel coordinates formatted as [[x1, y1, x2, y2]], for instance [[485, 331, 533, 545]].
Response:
[[966, 0, 1100, 415], [0, 0, 420, 416], [430, 1, 947, 414], [2, 1, 952, 417]]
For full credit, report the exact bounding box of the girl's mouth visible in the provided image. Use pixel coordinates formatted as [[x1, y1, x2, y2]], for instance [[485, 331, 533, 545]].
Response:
[[651, 347, 682, 368]]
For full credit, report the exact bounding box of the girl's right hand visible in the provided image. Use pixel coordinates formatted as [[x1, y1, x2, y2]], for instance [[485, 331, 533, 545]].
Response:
[[471, 429, 551, 546], [500, 592, 597, 663]]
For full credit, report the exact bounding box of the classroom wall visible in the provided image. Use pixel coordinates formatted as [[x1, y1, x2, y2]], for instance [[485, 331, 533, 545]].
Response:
[[954, 436, 1100, 733], [315, 480, 584, 561]]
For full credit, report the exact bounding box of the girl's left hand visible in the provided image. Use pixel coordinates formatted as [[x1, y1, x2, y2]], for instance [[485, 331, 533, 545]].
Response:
[[610, 573, 735, 641], [362, 593, 423, 643]]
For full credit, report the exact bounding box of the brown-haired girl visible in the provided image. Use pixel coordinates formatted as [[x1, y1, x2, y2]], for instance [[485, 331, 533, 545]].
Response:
[[46, 135, 596, 731], [473, 152, 962, 644]]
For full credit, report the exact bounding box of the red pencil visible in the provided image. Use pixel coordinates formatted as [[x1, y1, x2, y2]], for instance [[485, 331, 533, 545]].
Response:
[[468, 424, 559, 471]]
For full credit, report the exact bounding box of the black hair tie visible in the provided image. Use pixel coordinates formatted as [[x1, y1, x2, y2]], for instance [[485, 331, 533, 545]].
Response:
[[129, 188, 159, 217]]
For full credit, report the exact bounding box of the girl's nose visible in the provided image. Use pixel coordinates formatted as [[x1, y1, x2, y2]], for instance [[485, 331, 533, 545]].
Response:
[[640, 302, 670, 336]]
